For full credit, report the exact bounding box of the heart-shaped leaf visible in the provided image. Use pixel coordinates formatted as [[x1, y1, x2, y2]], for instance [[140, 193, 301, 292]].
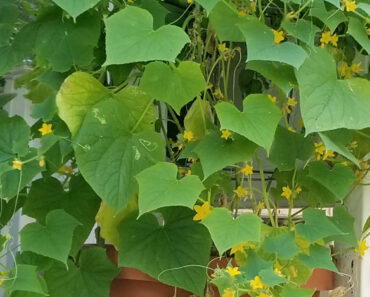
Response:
[[282, 19, 320, 47], [52, 0, 101, 19], [196, 0, 221, 13], [215, 94, 281, 151], [136, 162, 205, 216], [202, 208, 261, 255], [140, 61, 206, 113], [262, 231, 301, 260], [118, 207, 212, 296], [347, 17, 370, 54], [310, 0, 347, 32], [296, 48, 370, 134], [74, 98, 164, 212], [20, 209, 80, 264], [184, 98, 214, 139], [238, 17, 307, 68], [105, 6, 190, 65], [298, 244, 338, 272]]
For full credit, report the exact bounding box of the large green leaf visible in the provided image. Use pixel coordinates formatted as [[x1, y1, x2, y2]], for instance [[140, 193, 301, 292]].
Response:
[[202, 208, 261, 255], [298, 244, 338, 272], [140, 61, 206, 113], [282, 19, 321, 47], [269, 126, 314, 171], [52, 0, 101, 19], [296, 208, 345, 243], [74, 98, 164, 212], [347, 17, 370, 54], [3, 264, 48, 296], [262, 231, 301, 260], [0, 0, 18, 46], [238, 17, 307, 69], [105, 6, 190, 65], [310, 0, 347, 32], [215, 94, 282, 151], [281, 285, 314, 297], [136, 162, 204, 216], [296, 48, 370, 134], [22, 175, 101, 256], [239, 250, 272, 279], [35, 9, 101, 72], [134, 0, 170, 29], [118, 207, 212, 296], [20, 209, 80, 264], [190, 131, 257, 178], [195, 0, 221, 13], [247, 61, 297, 94], [56, 72, 111, 137], [184, 98, 214, 140], [307, 162, 356, 200], [44, 247, 119, 297]]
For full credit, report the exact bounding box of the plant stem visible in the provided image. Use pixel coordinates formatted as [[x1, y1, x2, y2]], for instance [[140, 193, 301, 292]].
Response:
[[167, 104, 184, 133]]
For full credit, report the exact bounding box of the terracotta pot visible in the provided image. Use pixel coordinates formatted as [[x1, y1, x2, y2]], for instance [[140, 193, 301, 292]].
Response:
[[301, 268, 334, 295]]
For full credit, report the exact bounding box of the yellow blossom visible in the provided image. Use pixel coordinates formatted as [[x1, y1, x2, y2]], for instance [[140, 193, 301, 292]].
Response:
[[214, 88, 224, 99], [330, 34, 338, 47], [296, 186, 302, 193], [39, 156, 45, 167], [193, 201, 212, 221], [234, 185, 248, 199], [255, 201, 265, 211], [222, 288, 235, 297], [320, 31, 338, 48], [187, 0, 193, 3], [230, 243, 246, 255], [207, 83, 214, 89], [272, 29, 284, 45], [341, 161, 349, 166], [240, 163, 253, 175], [250, 275, 264, 290], [218, 43, 228, 52], [258, 293, 270, 297], [221, 129, 232, 140], [314, 142, 326, 158], [343, 0, 357, 11], [355, 240, 368, 258], [187, 157, 198, 163], [351, 62, 362, 75], [338, 62, 351, 78], [12, 160, 22, 171], [184, 130, 195, 142], [287, 97, 297, 107], [274, 261, 284, 277], [38, 123, 53, 136], [267, 94, 277, 103], [185, 170, 192, 176], [290, 265, 298, 278], [238, 8, 247, 17], [60, 165, 73, 173], [323, 150, 335, 160], [361, 162, 369, 170], [250, 1, 257, 12], [281, 186, 292, 201], [178, 167, 187, 175], [226, 266, 241, 278]]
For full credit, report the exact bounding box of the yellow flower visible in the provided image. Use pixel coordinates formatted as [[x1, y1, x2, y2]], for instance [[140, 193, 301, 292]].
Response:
[[255, 201, 264, 211], [188, 157, 198, 163], [330, 34, 338, 47], [351, 62, 362, 75], [185, 169, 192, 176], [39, 156, 45, 167], [320, 31, 338, 47], [258, 293, 270, 297], [222, 288, 235, 297], [230, 243, 246, 255], [240, 163, 253, 175], [272, 29, 284, 45], [250, 275, 264, 290], [214, 88, 224, 99], [296, 186, 302, 193], [314, 142, 326, 158], [338, 62, 351, 78], [187, 0, 193, 3], [193, 201, 211, 221], [250, 1, 257, 12], [281, 186, 292, 201], [38, 123, 53, 136], [12, 160, 22, 171], [184, 130, 195, 142], [290, 265, 298, 278], [355, 240, 368, 258], [343, 0, 357, 11], [221, 129, 232, 140], [238, 8, 247, 17], [226, 266, 241, 278], [218, 43, 228, 52], [274, 261, 285, 277], [207, 83, 214, 89], [267, 94, 277, 103], [323, 150, 335, 160], [178, 167, 187, 175], [234, 185, 248, 199], [287, 97, 297, 107], [60, 165, 73, 173]]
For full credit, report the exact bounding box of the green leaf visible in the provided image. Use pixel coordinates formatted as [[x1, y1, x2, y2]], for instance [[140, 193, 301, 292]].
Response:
[[118, 207, 212, 296], [281, 285, 315, 297], [296, 208, 345, 243], [136, 162, 205, 216], [282, 19, 321, 47], [209, 1, 246, 41], [52, 0, 101, 19], [4, 265, 48, 296], [310, 0, 347, 32], [74, 98, 164, 212], [0, 93, 16, 107], [22, 175, 101, 256], [247, 61, 297, 94], [296, 48, 370, 134], [325, 206, 357, 247], [56, 72, 111, 137], [140, 61, 206, 113], [134, 0, 170, 29], [190, 131, 257, 178], [0, 0, 18, 46], [347, 17, 370, 54], [238, 17, 308, 69], [298, 244, 338, 272], [184, 98, 214, 140], [319, 129, 359, 166], [262, 231, 301, 260], [20, 209, 80, 264], [35, 9, 101, 72], [259, 267, 288, 287], [105, 6, 190, 65], [307, 162, 356, 200], [269, 126, 314, 171], [240, 250, 272, 279], [215, 94, 282, 151], [44, 247, 119, 297], [202, 208, 261, 255], [195, 0, 221, 13]]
